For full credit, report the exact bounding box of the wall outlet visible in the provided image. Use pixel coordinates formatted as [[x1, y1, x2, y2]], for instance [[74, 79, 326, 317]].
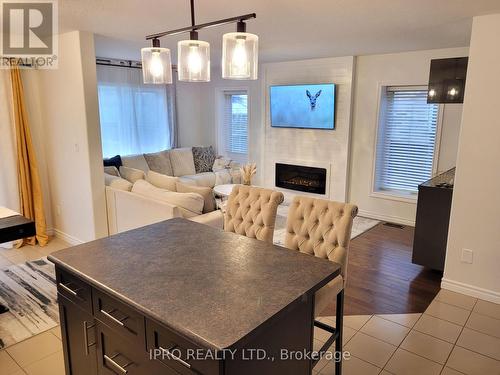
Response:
[[461, 248, 474, 264]]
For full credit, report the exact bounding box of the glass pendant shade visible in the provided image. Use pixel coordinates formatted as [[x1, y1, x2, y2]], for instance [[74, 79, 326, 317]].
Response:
[[177, 40, 210, 82], [222, 32, 258, 80], [141, 47, 172, 84]]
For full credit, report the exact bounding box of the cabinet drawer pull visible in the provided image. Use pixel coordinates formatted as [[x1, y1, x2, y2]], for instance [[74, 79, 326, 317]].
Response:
[[104, 354, 133, 374], [159, 346, 191, 369], [83, 321, 96, 355], [58, 283, 80, 298], [100, 309, 127, 326]]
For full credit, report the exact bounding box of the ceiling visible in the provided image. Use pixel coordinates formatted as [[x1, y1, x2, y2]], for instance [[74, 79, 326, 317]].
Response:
[[60, 0, 500, 62]]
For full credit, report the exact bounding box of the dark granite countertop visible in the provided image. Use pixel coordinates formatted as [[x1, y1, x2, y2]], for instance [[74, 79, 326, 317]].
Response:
[[421, 168, 455, 188], [48, 218, 340, 351]]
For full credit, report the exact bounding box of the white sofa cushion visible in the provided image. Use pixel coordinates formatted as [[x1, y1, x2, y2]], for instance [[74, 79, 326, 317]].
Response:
[[179, 172, 216, 188], [132, 180, 204, 216], [104, 174, 133, 191], [119, 166, 146, 183], [104, 166, 120, 177], [169, 147, 196, 177], [144, 150, 173, 176], [214, 169, 232, 186], [121, 154, 150, 172], [146, 170, 179, 191], [176, 182, 216, 213]]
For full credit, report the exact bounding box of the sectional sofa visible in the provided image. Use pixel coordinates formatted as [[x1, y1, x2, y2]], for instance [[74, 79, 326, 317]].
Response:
[[103, 146, 239, 234]]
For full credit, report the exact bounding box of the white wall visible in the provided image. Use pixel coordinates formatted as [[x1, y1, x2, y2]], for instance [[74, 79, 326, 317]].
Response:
[[261, 57, 355, 202], [349, 47, 468, 225], [442, 14, 500, 303], [23, 31, 107, 243]]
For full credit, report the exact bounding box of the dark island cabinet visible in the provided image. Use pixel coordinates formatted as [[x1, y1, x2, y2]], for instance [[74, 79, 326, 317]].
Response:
[[58, 294, 98, 375]]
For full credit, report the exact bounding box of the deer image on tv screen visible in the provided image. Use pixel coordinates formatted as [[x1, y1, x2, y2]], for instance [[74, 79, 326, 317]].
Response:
[[270, 84, 335, 129], [306, 89, 322, 110]]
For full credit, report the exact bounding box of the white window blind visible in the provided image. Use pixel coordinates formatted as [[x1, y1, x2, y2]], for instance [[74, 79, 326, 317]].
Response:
[[222, 92, 248, 158], [375, 86, 439, 195]]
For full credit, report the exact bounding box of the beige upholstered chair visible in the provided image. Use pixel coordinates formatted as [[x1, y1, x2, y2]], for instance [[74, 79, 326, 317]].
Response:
[[224, 185, 284, 243], [284, 196, 358, 375]]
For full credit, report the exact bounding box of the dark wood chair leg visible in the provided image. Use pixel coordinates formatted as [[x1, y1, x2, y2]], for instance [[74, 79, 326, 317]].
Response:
[[335, 289, 344, 375]]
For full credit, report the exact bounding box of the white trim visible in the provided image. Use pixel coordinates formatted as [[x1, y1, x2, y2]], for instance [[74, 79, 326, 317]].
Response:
[[370, 190, 418, 204], [53, 228, 84, 246], [357, 209, 415, 227], [370, 83, 443, 202], [432, 104, 445, 176], [441, 278, 500, 304]]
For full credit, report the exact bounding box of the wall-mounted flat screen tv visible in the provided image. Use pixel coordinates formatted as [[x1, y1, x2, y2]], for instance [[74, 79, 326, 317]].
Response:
[[270, 83, 336, 129]]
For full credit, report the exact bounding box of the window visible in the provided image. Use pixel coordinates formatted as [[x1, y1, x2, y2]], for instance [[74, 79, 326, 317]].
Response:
[[97, 64, 175, 158], [374, 86, 440, 197], [219, 90, 248, 163]]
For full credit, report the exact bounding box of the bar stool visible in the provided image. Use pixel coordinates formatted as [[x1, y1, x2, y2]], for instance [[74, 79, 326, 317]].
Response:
[[284, 196, 357, 375]]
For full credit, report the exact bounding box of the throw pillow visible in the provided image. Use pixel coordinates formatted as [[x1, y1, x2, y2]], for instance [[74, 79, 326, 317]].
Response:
[[132, 180, 204, 216], [144, 150, 174, 176], [169, 147, 196, 177], [146, 170, 179, 191], [104, 174, 133, 191], [104, 166, 120, 177], [176, 182, 216, 213], [212, 157, 232, 172], [119, 166, 146, 183], [192, 146, 216, 173], [103, 155, 122, 169]]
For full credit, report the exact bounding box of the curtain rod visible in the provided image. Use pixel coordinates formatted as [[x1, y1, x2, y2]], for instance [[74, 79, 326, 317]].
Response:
[[96, 57, 178, 71]]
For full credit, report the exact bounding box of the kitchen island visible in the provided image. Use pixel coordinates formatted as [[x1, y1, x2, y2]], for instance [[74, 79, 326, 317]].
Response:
[[49, 218, 341, 375]]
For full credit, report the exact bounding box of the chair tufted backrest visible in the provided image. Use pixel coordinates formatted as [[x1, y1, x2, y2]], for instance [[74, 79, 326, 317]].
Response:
[[224, 185, 284, 244], [284, 196, 358, 279]]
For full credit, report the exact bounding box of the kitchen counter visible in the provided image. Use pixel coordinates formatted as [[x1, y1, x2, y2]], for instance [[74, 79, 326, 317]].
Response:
[[49, 218, 340, 353]]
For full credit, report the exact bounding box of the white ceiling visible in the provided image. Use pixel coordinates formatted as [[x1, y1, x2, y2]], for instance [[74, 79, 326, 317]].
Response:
[[60, 0, 500, 62]]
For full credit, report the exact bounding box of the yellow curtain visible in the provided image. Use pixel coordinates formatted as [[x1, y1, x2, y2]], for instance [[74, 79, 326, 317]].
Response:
[[10, 67, 49, 247]]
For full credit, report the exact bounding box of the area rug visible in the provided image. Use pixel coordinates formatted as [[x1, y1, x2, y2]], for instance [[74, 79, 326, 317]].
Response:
[[0, 258, 58, 349]]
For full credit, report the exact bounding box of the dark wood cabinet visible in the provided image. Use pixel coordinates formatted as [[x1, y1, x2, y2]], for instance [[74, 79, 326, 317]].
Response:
[[412, 168, 454, 271], [58, 294, 98, 375]]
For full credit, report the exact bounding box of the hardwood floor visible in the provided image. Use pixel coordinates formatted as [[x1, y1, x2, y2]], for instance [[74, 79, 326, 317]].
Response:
[[323, 223, 442, 316]]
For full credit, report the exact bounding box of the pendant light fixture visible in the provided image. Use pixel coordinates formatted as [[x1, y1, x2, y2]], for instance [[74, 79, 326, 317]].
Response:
[[142, 0, 257, 84], [222, 21, 258, 80], [141, 38, 172, 84], [178, 31, 210, 82]]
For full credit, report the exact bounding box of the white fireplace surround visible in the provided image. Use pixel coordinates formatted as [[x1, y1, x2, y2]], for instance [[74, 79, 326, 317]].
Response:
[[260, 56, 355, 202]]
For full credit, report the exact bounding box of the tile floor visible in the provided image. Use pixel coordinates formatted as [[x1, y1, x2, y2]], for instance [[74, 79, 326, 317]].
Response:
[[313, 289, 500, 374], [1, 240, 500, 375]]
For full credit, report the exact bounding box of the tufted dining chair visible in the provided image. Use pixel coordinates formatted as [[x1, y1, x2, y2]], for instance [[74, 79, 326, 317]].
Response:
[[224, 185, 284, 244], [284, 196, 358, 375]]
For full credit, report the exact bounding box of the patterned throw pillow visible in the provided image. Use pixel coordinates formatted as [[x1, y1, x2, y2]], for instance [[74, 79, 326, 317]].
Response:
[[192, 146, 216, 173]]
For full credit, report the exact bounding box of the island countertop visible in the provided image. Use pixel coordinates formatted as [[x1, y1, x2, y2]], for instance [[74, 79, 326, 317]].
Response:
[[48, 218, 340, 351]]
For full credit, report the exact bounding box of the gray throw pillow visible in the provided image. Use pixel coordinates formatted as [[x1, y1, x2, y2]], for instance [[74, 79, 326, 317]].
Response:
[[144, 150, 173, 176], [192, 146, 216, 173]]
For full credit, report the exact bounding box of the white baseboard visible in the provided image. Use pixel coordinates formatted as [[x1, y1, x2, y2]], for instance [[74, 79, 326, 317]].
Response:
[[441, 278, 500, 304], [52, 228, 84, 246], [357, 209, 415, 227]]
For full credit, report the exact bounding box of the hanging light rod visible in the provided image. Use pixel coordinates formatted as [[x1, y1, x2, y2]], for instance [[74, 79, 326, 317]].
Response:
[[145, 13, 256, 40], [142, 0, 258, 83]]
